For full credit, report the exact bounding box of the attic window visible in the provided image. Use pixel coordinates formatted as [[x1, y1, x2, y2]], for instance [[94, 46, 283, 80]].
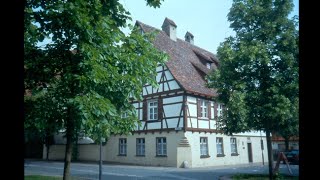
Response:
[[206, 63, 211, 69]]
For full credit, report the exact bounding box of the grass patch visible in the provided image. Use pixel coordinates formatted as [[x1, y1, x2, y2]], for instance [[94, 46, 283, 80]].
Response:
[[231, 174, 299, 180]]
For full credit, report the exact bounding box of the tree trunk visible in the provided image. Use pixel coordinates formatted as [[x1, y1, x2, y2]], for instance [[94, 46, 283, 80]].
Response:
[[284, 137, 289, 151], [46, 144, 50, 160], [266, 129, 274, 180], [63, 111, 74, 180]]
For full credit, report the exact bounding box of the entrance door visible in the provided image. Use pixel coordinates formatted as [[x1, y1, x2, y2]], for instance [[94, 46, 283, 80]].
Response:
[[247, 143, 253, 163]]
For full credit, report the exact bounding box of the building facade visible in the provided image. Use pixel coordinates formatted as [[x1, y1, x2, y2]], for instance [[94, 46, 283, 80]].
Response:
[[103, 18, 268, 167], [44, 18, 268, 168]]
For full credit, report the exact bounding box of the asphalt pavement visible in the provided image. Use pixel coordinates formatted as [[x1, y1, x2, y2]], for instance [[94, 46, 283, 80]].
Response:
[[24, 159, 299, 180]]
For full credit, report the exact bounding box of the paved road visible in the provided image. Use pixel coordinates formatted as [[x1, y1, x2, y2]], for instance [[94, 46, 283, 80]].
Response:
[[24, 160, 299, 180]]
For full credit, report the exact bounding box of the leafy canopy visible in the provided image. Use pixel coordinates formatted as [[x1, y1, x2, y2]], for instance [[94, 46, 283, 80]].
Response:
[[207, 0, 298, 135], [24, 0, 167, 141]]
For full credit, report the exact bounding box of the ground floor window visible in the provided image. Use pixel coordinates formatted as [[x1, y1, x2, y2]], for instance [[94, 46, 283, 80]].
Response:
[[119, 138, 127, 156], [230, 138, 238, 155], [216, 137, 225, 157], [200, 137, 209, 158], [156, 137, 167, 156], [136, 138, 145, 156]]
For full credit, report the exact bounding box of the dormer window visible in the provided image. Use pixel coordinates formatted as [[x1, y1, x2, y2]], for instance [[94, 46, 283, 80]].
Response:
[[206, 62, 211, 69]]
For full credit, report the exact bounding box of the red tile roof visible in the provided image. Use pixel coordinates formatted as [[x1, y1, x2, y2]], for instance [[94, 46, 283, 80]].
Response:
[[136, 21, 219, 97]]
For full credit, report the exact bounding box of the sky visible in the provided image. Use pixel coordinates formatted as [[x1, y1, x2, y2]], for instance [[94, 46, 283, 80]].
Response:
[[120, 0, 299, 54]]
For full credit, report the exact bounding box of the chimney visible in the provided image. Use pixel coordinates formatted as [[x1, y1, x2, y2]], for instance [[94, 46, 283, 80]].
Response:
[[185, 31, 194, 44], [161, 17, 177, 41]]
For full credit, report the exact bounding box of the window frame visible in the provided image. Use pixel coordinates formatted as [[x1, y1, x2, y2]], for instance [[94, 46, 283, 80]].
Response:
[[156, 137, 167, 157], [148, 100, 158, 121], [136, 138, 145, 156], [216, 137, 225, 157], [230, 137, 239, 156], [200, 100, 208, 118], [118, 138, 127, 156], [200, 137, 210, 158]]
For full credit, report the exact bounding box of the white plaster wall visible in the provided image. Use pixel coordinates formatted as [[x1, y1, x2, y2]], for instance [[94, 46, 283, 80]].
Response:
[[158, 84, 163, 92], [133, 103, 139, 109], [209, 120, 216, 129], [43, 144, 107, 161], [190, 118, 197, 128], [156, 66, 162, 72], [166, 118, 179, 128], [139, 109, 143, 121], [165, 70, 174, 80], [184, 132, 268, 167], [143, 87, 147, 95], [188, 104, 197, 117], [163, 96, 183, 104], [168, 81, 179, 90], [187, 96, 197, 103], [234, 131, 266, 137], [164, 83, 169, 91], [163, 103, 182, 117], [198, 120, 209, 129], [148, 122, 161, 129], [78, 145, 106, 161], [139, 122, 145, 130], [156, 71, 161, 82], [211, 106, 215, 119], [134, 122, 139, 130], [146, 86, 152, 94], [105, 132, 185, 167], [43, 145, 65, 160]]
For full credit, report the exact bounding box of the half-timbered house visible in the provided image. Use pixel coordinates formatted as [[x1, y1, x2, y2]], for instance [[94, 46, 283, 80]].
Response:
[[103, 18, 268, 167], [43, 18, 268, 167]]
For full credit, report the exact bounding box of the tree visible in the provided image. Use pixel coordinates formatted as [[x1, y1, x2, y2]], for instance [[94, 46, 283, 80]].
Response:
[[24, 0, 166, 179], [207, 0, 298, 179]]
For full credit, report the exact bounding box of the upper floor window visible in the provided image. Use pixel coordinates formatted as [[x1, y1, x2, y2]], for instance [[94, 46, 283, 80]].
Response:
[[201, 100, 208, 118], [148, 100, 158, 120]]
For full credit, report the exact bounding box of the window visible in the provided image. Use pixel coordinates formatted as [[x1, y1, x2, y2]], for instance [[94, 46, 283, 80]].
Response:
[[230, 138, 238, 155], [200, 137, 209, 158], [200, 100, 208, 118], [217, 103, 223, 117], [119, 138, 127, 156], [156, 137, 167, 156], [136, 138, 145, 156], [216, 137, 225, 157], [148, 100, 158, 120], [206, 62, 211, 69]]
